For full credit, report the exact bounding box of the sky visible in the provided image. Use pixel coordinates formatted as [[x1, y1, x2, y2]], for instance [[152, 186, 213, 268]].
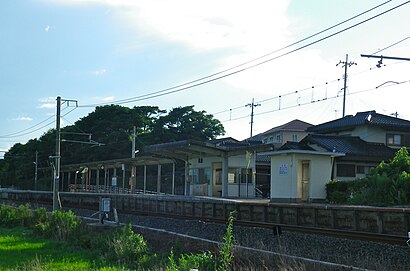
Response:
[[1, 0, 410, 157]]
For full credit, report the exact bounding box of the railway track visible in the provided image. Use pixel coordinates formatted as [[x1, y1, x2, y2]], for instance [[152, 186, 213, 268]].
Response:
[[3, 192, 410, 270], [2, 195, 408, 247]]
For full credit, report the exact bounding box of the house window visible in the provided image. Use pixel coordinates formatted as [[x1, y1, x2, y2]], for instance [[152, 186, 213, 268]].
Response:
[[276, 134, 282, 142], [336, 164, 356, 177], [386, 134, 402, 146], [356, 165, 365, 174], [292, 134, 298, 142]]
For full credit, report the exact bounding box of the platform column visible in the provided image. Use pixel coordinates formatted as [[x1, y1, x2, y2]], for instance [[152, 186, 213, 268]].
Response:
[[143, 165, 147, 194], [172, 163, 175, 195], [96, 169, 100, 192], [67, 172, 71, 192], [222, 155, 229, 197], [184, 160, 189, 196], [157, 164, 162, 194]]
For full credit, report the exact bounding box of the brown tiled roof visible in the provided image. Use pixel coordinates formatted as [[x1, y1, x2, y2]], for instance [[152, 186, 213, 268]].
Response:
[[261, 119, 313, 135]]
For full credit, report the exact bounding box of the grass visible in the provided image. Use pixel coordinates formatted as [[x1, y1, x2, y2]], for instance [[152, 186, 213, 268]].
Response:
[[0, 227, 124, 271]]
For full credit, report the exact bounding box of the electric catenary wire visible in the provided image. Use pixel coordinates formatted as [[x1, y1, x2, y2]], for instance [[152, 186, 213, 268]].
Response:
[[78, 0, 402, 108], [0, 107, 77, 139], [372, 35, 410, 55], [219, 79, 410, 123], [213, 43, 410, 119]]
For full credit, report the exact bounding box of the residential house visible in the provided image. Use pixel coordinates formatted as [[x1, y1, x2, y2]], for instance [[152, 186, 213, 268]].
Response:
[[307, 110, 410, 180], [262, 110, 410, 203], [260, 119, 312, 147]]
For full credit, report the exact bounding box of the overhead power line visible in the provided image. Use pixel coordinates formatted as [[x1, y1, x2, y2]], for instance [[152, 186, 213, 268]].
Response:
[[0, 107, 77, 139], [213, 55, 408, 118], [78, 0, 402, 108], [220, 79, 410, 123], [372, 35, 410, 54]]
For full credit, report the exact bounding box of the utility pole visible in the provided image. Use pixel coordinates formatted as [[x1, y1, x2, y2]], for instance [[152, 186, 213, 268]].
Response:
[[246, 98, 261, 138], [131, 126, 136, 193], [336, 54, 356, 117], [52, 97, 78, 210], [132, 126, 136, 158], [53, 96, 61, 211], [34, 150, 38, 190]]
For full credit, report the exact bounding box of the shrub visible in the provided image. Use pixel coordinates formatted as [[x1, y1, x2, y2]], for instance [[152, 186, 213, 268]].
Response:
[[326, 180, 349, 204], [43, 210, 80, 241], [0, 203, 33, 227], [106, 223, 149, 268], [166, 250, 216, 271]]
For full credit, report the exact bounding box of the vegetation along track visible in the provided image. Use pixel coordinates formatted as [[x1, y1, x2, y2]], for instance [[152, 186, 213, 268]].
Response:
[[2, 192, 408, 247]]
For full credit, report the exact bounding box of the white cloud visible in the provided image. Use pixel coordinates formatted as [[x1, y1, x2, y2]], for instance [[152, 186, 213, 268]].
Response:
[[38, 97, 57, 109], [13, 117, 33, 121], [45, 25, 50, 32], [38, 97, 55, 103], [47, 0, 291, 51], [93, 68, 107, 76], [98, 96, 115, 102], [38, 103, 55, 109]]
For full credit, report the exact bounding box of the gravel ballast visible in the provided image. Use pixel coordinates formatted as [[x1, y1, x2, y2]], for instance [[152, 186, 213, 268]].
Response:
[[75, 207, 410, 271]]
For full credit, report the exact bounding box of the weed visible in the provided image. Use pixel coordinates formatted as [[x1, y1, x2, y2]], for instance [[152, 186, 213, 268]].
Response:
[[218, 212, 235, 271]]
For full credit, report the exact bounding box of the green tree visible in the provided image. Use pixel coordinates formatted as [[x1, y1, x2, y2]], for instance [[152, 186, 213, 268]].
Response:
[[0, 105, 225, 189], [152, 106, 225, 143]]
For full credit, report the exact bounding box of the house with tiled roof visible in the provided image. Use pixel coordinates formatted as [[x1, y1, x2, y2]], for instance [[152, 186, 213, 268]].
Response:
[[306, 110, 410, 180], [307, 110, 410, 149], [262, 111, 410, 203], [260, 119, 313, 147]]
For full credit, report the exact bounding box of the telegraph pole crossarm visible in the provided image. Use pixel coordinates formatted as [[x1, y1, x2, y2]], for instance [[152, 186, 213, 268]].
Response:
[[360, 54, 410, 62]]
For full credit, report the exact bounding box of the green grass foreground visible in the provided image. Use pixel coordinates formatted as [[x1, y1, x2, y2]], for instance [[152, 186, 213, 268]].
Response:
[[0, 227, 121, 271]]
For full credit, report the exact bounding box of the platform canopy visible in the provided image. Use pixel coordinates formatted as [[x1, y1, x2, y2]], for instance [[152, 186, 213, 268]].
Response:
[[60, 155, 176, 172]]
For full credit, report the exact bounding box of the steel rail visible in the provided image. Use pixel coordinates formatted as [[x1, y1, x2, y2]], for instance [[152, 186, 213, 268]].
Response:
[[1, 194, 408, 246]]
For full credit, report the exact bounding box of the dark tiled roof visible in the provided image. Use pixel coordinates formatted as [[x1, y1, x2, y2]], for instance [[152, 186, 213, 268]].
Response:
[[278, 141, 315, 151], [301, 134, 396, 160], [261, 119, 313, 135], [308, 111, 410, 133], [209, 137, 240, 145], [256, 154, 271, 163]]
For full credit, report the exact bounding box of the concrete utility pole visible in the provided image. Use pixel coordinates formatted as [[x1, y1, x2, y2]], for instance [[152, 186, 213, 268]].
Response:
[[132, 126, 136, 158], [337, 54, 356, 117], [52, 97, 78, 210], [246, 98, 261, 138], [53, 96, 61, 211]]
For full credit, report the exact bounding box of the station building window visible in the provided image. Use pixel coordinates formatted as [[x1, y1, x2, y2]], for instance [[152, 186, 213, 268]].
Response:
[[189, 168, 211, 184], [228, 168, 252, 183]]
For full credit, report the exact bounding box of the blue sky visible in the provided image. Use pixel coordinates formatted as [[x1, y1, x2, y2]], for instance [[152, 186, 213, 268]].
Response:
[[1, 0, 410, 157]]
